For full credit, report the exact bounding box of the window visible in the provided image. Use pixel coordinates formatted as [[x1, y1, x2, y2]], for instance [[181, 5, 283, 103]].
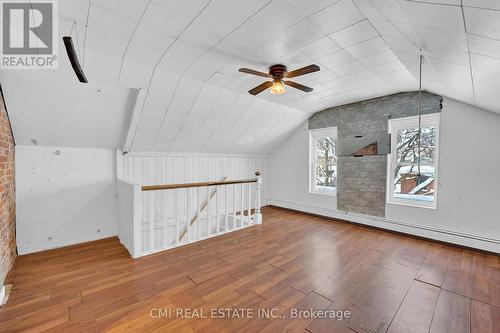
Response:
[[309, 127, 337, 196], [388, 114, 440, 208]]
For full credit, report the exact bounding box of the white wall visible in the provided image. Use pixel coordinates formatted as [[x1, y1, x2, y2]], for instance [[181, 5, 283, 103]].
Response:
[[16, 146, 120, 254], [268, 97, 500, 253], [268, 122, 337, 211], [386, 97, 500, 238]]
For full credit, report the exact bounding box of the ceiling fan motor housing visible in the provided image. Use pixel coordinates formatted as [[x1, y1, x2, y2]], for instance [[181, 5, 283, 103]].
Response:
[[269, 64, 287, 80]]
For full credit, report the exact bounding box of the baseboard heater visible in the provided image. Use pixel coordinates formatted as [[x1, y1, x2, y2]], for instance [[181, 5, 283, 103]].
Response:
[[267, 199, 500, 254]]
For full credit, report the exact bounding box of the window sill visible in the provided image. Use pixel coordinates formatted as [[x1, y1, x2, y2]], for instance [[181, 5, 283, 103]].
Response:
[[387, 200, 437, 210], [309, 189, 337, 197]]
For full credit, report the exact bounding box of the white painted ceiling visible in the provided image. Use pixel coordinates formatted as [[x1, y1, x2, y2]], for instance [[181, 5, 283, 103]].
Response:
[[356, 0, 500, 115], [1, 0, 499, 153], [1, 70, 136, 149]]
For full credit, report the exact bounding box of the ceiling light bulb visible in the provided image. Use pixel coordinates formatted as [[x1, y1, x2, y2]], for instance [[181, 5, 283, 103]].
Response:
[[270, 80, 285, 95]]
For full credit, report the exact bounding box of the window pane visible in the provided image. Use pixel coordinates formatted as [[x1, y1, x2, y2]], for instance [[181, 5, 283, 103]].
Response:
[[396, 127, 435, 163], [315, 136, 336, 188], [393, 165, 435, 202], [316, 137, 336, 163], [316, 164, 337, 188]]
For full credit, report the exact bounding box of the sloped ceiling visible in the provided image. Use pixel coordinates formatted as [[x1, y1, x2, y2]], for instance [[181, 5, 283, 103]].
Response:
[[0, 70, 136, 149], [1, 0, 499, 153], [356, 0, 500, 114]]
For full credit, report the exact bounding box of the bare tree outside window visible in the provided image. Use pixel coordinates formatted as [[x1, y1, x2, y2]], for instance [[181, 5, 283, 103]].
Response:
[[315, 136, 336, 188], [394, 127, 436, 200]]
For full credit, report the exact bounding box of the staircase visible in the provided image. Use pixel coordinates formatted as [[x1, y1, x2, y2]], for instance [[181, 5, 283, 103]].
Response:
[[117, 172, 263, 258]]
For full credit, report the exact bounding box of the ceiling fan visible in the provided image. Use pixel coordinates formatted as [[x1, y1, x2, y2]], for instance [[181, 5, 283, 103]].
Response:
[[238, 64, 320, 95]]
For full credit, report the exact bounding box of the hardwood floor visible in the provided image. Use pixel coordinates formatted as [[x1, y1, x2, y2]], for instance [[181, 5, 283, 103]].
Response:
[[1, 206, 499, 332]]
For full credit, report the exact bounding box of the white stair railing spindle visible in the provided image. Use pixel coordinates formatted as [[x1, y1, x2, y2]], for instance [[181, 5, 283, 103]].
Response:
[[255, 171, 262, 224], [247, 183, 251, 225], [240, 183, 244, 228], [175, 189, 179, 246], [163, 190, 167, 248], [207, 186, 211, 236], [186, 189, 190, 243], [224, 185, 228, 232], [197, 187, 201, 241], [216, 185, 220, 235], [232, 184, 236, 231], [148, 192, 154, 252]]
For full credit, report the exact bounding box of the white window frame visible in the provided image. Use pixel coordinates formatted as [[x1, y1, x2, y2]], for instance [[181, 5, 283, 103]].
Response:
[[387, 113, 440, 209], [309, 127, 337, 196]]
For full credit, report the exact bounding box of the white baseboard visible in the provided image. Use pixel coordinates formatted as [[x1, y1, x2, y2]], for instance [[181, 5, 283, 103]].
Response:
[[18, 232, 118, 255], [268, 198, 500, 254]]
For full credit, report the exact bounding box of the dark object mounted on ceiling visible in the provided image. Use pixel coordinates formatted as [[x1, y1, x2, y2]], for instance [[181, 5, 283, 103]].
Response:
[[63, 36, 88, 83], [238, 64, 320, 95]]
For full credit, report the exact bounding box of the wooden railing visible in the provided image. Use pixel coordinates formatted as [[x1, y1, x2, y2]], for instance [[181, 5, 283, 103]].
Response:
[[142, 177, 258, 191], [117, 172, 263, 258]]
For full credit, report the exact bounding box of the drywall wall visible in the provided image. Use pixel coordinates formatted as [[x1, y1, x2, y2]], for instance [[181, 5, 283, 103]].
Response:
[[268, 122, 338, 211], [15, 146, 119, 254], [308, 92, 442, 216], [268, 96, 500, 252], [0, 91, 15, 288], [385, 97, 500, 241]]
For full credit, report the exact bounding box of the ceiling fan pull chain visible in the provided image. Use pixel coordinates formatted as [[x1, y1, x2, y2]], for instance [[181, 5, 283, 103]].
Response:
[[417, 50, 423, 184]]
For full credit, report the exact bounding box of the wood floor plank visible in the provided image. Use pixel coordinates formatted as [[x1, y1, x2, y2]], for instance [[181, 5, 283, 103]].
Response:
[[237, 286, 307, 333], [443, 249, 500, 307], [471, 300, 500, 333], [258, 291, 331, 333], [416, 243, 451, 287], [0, 206, 498, 332], [387, 280, 440, 333], [429, 290, 471, 333], [347, 264, 417, 333]]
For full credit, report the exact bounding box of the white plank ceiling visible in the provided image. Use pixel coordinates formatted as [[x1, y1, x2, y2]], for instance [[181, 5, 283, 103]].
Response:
[[1, 0, 499, 153], [356, 0, 500, 113]]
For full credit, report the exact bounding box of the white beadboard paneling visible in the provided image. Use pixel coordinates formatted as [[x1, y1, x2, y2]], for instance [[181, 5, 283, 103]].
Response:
[[123, 153, 267, 186]]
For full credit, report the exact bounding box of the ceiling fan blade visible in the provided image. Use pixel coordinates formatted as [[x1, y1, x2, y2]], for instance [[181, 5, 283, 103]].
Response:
[[284, 80, 313, 92], [285, 64, 320, 78], [239, 68, 271, 78], [248, 81, 273, 95]]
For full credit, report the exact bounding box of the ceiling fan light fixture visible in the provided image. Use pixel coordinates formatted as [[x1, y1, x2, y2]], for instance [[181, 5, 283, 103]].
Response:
[[270, 79, 285, 95], [239, 64, 318, 95]]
